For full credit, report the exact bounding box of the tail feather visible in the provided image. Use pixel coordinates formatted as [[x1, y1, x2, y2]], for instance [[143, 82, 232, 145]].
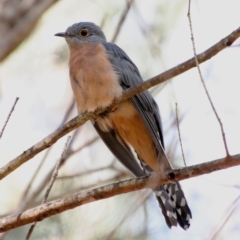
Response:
[[155, 188, 177, 228], [139, 160, 192, 230], [155, 182, 192, 230]]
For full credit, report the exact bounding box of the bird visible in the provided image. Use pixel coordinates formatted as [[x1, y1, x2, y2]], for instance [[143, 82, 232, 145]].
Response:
[[55, 22, 192, 230]]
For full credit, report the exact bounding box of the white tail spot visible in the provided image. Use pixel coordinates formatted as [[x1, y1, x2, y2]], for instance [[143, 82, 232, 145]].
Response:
[[180, 198, 186, 206]]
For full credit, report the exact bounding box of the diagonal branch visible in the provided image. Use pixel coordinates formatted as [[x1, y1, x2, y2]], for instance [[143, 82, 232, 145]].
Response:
[[0, 153, 239, 232], [111, 0, 135, 43], [0, 0, 59, 62], [25, 136, 71, 239], [0, 97, 19, 139], [0, 26, 239, 180]]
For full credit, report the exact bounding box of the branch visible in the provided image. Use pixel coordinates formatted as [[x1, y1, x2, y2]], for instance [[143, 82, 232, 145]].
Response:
[[14, 132, 96, 214], [25, 136, 71, 239], [0, 154, 239, 232], [111, 0, 134, 43], [0, 97, 19, 139], [0, 0, 58, 61], [0, 26, 240, 180]]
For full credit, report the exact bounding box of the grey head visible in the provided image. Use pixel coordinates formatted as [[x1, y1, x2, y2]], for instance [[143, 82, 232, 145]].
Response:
[[55, 22, 106, 45]]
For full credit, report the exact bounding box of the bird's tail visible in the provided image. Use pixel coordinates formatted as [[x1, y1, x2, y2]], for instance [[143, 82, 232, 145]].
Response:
[[154, 182, 192, 230], [139, 159, 191, 229]]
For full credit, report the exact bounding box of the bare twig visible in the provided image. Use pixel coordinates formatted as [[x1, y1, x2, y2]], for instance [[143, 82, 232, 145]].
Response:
[[0, 0, 59, 61], [175, 103, 188, 169], [16, 98, 76, 212], [43, 136, 71, 200], [187, 0, 229, 156], [0, 97, 19, 139], [0, 100, 75, 240], [0, 153, 239, 232], [0, 26, 239, 180], [44, 171, 129, 204], [15, 131, 95, 214], [25, 136, 71, 240], [0, 170, 129, 217], [57, 166, 111, 180], [111, 0, 134, 43], [17, 148, 52, 212], [67, 135, 99, 157]]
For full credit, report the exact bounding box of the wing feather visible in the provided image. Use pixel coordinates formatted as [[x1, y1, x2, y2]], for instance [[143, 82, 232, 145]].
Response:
[[102, 42, 169, 169]]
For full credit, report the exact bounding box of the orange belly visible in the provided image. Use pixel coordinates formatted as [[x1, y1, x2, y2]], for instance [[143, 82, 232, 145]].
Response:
[[104, 100, 159, 171]]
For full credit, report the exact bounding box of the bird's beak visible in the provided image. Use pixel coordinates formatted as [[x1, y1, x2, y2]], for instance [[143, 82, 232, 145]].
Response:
[[54, 32, 68, 38]]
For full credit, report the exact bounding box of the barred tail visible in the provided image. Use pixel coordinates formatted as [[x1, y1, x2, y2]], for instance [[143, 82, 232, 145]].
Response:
[[154, 182, 192, 230]]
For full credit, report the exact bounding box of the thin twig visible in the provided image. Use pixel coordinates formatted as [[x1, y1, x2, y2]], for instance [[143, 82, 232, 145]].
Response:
[[0, 153, 239, 232], [0, 0, 59, 61], [0, 26, 239, 180], [44, 137, 72, 203], [0, 97, 19, 139], [111, 0, 134, 43], [57, 158, 118, 181], [13, 133, 97, 215], [175, 103, 188, 170], [67, 135, 99, 156], [16, 99, 76, 212], [44, 171, 129, 204], [25, 136, 71, 240], [1, 170, 128, 217], [57, 166, 111, 180], [17, 148, 52, 212], [187, 0, 229, 156]]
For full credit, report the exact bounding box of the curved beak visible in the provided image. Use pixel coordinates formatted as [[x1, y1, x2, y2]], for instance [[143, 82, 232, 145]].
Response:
[[54, 32, 68, 38]]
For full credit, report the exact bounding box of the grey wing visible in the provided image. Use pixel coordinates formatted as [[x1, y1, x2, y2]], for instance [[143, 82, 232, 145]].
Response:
[[100, 43, 192, 230], [102, 42, 169, 169], [93, 123, 144, 177], [92, 41, 167, 177], [92, 41, 166, 177]]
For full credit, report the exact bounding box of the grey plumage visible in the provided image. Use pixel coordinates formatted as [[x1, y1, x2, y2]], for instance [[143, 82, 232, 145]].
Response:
[[99, 41, 192, 229], [56, 21, 192, 230]]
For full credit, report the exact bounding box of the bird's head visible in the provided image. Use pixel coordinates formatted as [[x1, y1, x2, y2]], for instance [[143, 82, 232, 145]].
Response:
[[55, 22, 106, 46]]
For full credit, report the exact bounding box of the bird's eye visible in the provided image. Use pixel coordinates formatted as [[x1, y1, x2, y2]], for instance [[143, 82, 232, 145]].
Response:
[[79, 29, 89, 37]]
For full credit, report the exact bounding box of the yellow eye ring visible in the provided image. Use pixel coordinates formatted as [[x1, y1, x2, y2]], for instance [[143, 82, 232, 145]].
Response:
[[79, 29, 89, 37]]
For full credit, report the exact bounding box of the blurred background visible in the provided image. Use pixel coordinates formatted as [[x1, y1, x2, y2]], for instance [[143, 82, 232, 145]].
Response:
[[0, 0, 240, 239]]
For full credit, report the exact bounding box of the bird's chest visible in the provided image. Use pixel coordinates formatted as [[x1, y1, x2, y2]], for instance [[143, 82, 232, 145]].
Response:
[[69, 43, 122, 113]]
